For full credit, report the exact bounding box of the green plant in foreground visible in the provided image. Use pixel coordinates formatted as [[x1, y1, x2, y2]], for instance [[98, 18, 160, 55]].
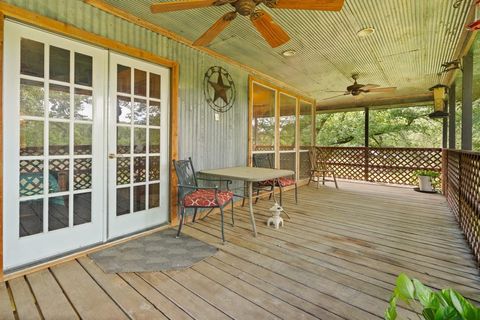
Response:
[[414, 170, 440, 178], [385, 274, 480, 320]]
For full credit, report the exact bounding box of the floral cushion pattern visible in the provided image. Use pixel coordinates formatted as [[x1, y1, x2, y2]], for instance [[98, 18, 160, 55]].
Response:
[[257, 177, 295, 188], [183, 189, 233, 207], [257, 179, 275, 187], [277, 177, 296, 187]]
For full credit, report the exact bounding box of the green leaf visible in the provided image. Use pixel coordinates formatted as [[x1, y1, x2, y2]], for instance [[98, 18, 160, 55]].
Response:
[[449, 290, 465, 317], [413, 279, 433, 307], [396, 273, 415, 300], [422, 308, 436, 320], [384, 304, 397, 320]]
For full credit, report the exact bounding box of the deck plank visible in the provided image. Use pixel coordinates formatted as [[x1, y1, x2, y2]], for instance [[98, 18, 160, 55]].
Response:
[[3, 182, 479, 319], [8, 276, 41, 320], [0, 282, 15, 320], [205, 257, 343, 320], [166, 267, 280, 320], [119, 272, 193, 320], [221, 207, 480, 292], [192, 260, 322, 320], [51, 260, 128, 320], [139, 272, 229, 320], [26, 269, 79, 319], [78, 257, 167, 320]]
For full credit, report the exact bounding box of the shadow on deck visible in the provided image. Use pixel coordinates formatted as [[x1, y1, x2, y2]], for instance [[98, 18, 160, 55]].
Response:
[[1, 182, 479, 319]]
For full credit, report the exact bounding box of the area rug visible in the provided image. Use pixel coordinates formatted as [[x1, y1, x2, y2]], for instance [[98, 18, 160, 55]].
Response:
[[89, 228, 218, 273]]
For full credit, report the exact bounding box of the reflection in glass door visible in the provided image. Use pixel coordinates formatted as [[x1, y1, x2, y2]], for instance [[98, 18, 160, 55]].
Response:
[[108, 53, 169, 239], [3, 22, 106, 269], [279, 93, 297, 172]]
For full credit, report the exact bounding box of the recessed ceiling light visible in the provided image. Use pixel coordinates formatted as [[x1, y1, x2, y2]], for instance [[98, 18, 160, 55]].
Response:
[[282, 49, 297, 57], [357, 27, 375, 37]]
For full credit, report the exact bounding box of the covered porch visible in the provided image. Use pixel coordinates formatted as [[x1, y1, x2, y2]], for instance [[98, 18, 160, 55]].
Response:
[[2, 182, 479, 319]]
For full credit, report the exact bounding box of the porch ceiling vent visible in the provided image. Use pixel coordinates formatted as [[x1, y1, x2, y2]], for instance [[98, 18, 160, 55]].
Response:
[[428, 84, 449, 119]]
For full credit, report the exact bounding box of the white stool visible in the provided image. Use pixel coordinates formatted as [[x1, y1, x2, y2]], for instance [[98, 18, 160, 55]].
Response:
[[267, 203, 284, 229]]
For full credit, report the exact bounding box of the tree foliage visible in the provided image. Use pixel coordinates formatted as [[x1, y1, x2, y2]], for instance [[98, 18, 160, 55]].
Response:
[[316, 106, 445, 148]]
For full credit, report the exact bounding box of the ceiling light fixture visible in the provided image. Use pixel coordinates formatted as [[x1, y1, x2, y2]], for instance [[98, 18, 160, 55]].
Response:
[[357, 27, 375, 37], [282, 49, 297, 57]]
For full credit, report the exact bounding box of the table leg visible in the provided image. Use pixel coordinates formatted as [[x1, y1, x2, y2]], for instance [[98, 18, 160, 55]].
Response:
[[248, 181, 257, 237]]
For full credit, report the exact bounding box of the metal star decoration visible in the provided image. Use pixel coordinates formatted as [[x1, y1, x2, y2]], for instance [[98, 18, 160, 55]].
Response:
[[203, 66, 236, 113], [209, 72, 231, 104]]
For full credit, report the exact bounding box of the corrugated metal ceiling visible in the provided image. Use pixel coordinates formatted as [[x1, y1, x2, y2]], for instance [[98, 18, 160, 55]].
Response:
[[102, 0, 473, 106]]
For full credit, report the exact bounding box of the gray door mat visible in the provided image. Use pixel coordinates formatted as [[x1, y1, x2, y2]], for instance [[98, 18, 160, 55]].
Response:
[[89, 228, 218, 273]]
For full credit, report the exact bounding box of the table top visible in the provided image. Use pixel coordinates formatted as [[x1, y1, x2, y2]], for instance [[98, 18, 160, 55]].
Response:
[[200, 166, 294, 182]]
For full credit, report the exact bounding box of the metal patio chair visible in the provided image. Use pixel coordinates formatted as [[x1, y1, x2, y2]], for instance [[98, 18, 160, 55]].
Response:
[[173, 157, 234, 243]]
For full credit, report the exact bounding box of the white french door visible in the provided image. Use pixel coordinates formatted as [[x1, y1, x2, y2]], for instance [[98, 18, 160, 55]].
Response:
[[3, 23, 171, 270], [107, 53, 170, 239], [3, 21, 107, 269]]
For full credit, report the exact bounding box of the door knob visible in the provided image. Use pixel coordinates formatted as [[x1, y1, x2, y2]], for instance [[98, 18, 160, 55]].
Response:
[[108, 153, 116, 159]]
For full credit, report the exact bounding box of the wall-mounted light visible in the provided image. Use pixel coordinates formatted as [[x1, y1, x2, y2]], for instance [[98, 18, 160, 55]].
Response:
[[428, 84, 449, 119]]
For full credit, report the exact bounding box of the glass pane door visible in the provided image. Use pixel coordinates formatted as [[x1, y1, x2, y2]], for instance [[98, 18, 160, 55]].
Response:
[[3, 21, 106, 269], [108, 53, 169, 239], [252, 83, 276, 167], [279, 93, 297, 173]]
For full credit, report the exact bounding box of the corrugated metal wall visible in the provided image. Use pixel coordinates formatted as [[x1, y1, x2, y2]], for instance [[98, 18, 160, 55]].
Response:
[[4, 0, 249, 171]]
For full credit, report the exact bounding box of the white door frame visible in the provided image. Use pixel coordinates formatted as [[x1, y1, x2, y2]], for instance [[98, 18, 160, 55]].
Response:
[[107, 52, 170, 240], [3, 21, 108, 269]]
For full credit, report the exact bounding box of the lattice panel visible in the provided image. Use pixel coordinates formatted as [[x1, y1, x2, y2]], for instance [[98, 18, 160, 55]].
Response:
[[299, 151, 311, 179], [315, 147, 366, 181], [315, 147, 442, 186], [446, 150, 480, 265], [446, 151, 460, 218], [74, 158, 92, 190], [368, 148, 442, 186], [20, 159, 44, 196], [280, 152, 296, 172], [117, 157, 130, 185], [134, 157, 146, 183]]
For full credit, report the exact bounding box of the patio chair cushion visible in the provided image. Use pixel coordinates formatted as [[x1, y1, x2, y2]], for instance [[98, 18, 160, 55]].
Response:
[[183, 189, 233, 207], [257, 179, 275, 187], [276, 177, 296, 187]]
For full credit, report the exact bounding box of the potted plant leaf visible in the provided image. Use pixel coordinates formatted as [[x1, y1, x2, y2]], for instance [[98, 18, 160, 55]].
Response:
[[414, 170, 440, 192], [385, 273, 480, 320]]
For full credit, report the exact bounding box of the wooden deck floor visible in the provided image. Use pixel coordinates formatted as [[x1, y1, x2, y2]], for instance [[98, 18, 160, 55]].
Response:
[[1, 182, 479, 319]]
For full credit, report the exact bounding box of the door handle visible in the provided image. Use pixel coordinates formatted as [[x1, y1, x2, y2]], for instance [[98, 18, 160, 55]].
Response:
[[108, 153, 116, 159]]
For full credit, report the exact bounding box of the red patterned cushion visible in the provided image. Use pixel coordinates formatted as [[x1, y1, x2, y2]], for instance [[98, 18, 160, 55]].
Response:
[[276, 177, 296, 187], [257, 179, 274, 187], [183, 189, 233, 207]]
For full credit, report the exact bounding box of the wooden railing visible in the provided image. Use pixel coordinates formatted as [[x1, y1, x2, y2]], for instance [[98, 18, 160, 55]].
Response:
[[444, 150, 480, 265], [315, 146, 443, 186]]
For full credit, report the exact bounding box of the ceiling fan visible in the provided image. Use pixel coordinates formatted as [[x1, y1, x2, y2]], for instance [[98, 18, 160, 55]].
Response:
[[150, 0, 345, 48], [321, 74, 397, 100]]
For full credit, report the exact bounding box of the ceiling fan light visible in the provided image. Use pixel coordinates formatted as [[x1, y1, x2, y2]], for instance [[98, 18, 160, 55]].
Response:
[[357, 27, 375, 37], [282, 49, 297, 57]]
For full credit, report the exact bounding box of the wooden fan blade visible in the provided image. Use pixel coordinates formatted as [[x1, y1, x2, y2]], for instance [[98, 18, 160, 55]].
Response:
[[272, 0, 344, 11], [367, 87, 397, 93], [151, 0, 217, 13], [362, 84, 381, 90], [321, 93, 349, 101], [193, 12, 237, 46], [251, 10, 290, 48]]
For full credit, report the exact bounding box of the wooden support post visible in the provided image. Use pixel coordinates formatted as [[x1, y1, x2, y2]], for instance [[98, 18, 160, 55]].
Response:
[[364, 108, 370, 182], [462, 49, 473, 150], [364, 107, 369, 148], [448, 82, 456, 149], [441, 149, 448, 195], [0, 13, 4, 281]]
